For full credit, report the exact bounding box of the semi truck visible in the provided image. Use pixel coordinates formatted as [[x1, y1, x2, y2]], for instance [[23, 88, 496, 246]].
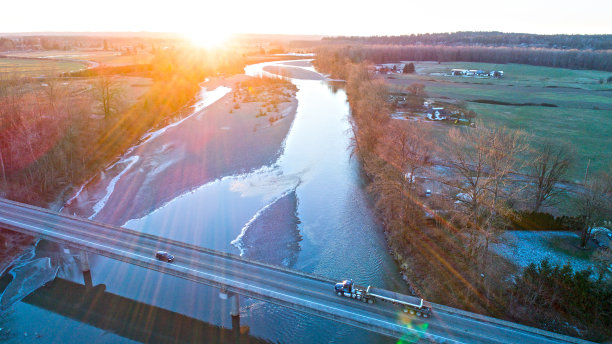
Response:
[[334, 280, 431, 317]]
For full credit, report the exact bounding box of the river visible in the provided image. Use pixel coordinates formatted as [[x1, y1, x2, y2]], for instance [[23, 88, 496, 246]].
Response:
[[1, 60, 407, 343]]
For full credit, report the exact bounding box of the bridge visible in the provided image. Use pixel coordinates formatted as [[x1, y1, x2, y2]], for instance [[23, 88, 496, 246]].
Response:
[[0, 198, 592, 344]]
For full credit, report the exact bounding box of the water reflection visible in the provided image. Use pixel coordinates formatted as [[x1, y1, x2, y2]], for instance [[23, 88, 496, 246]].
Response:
[[326, 80, 345, 94]]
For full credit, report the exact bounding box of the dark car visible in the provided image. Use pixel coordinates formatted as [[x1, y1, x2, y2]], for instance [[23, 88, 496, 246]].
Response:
[[155, 251, 174, 262]]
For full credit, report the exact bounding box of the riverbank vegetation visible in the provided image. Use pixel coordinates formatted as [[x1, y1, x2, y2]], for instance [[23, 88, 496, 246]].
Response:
[[0, 46, 247, 207], [314, 51, 612, 340], [324, 32, 612, 50]]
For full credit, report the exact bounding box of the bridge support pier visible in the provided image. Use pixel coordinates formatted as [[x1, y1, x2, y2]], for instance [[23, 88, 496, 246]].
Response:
[[82, 270, 93, 288], [231, 314, 241, 344], [219, 289, 240, 317], [229, 294, 240, 318], [79, 251, 90, 272]]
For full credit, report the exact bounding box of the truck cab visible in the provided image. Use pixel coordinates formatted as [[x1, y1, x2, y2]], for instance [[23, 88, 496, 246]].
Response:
[[334, 280, 354, 295], [334, 280, 368, 302]]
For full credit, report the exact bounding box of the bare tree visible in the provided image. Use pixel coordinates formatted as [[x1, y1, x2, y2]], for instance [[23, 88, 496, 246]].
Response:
[[577, 171, 612, 248], [42, 77, 65, 111], [347, 65, 389, 166], [0, 147, 6, 186], [378, 121, 433, 189], [486, 125, 529, 207], [530, 141, 573, 212], [0, 75, 28, 184], [442, 123, 528, 264], [91, 74, 123, 118], [443, 126, 494, 261]]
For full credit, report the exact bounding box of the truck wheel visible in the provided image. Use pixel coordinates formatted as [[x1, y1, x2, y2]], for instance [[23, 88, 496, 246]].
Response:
[[423, 313, 429, 318], [337, 292, 342, 296], [403, 308, 408, 313], [410, 310, 415, 315], [416, 312, 422, 317], [367, 299, 374, 304]]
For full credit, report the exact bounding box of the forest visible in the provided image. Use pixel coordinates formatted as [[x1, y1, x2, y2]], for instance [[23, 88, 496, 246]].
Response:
[[314, 44, 612, 71], [324, 31, 612, 50]]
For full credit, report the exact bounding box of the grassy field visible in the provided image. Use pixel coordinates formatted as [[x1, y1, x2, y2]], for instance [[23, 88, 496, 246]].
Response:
[[386, 62, 612, 180], [419, 83, 612, 110], [0, 57, 87, 77], [464, 103, 611, 179], [121, 76, 154, 104], [87, 52, 154, 66], [406, 61, 612, 90], [3, 50, 154, 66], [491, 231, 595, 271]]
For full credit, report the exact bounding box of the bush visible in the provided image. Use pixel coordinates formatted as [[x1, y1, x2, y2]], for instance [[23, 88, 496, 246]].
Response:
[[403, 62, 415, 74], [511, 259, 612, 339], [509, 211, 582, 231]]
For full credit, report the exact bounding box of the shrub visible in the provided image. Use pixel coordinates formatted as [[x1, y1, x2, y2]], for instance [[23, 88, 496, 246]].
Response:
[[509, 211, 582, 231], [511, 259, 612, 339]]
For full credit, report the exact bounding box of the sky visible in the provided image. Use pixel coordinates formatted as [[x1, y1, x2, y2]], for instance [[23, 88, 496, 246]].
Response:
[[1, 0, 611, 36]]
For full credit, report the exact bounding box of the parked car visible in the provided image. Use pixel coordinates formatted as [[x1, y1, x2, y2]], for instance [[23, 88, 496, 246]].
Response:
[[155, 251, 175, 262]]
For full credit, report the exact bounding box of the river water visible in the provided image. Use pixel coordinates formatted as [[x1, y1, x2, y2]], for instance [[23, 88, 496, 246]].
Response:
[[1, 60, 406, 343]]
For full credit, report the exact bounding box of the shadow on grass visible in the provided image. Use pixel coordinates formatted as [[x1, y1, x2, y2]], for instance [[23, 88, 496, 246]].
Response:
[[543, 234, 594, 261]]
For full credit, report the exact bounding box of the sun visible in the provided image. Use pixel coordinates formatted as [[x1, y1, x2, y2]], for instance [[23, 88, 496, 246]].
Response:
[[185, 30, 232, 49]]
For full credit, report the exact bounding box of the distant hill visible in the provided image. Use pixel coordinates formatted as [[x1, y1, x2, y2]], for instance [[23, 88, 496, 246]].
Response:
[[323, 32, 612, 50]]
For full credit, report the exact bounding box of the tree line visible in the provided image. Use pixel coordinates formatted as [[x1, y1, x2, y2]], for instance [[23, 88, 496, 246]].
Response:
[[323, 31, 612, 50], [0, 34, 180, 52], [315, 44, 612, 72]]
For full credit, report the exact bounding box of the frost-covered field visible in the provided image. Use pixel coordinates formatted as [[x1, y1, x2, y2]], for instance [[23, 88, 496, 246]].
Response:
[[491, 231, 594, 272]]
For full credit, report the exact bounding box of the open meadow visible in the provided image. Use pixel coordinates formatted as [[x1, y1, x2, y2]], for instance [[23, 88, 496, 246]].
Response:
[[385, 62, 612, 180], [0, 57, 87, 77], [3, 50, 154, 67], [466, 104, 611, 179]]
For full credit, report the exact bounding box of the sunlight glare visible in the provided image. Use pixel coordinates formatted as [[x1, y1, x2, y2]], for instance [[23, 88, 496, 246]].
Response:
[[185, 30, 231, 49]]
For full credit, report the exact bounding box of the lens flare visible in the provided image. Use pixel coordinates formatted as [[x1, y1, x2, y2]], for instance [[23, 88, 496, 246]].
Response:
[[396, 312, 430, 344], [185, 30, 231, 49]]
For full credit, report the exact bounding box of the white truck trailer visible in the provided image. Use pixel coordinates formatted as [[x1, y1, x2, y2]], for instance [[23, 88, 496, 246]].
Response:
[[334, 279, 431, 317]]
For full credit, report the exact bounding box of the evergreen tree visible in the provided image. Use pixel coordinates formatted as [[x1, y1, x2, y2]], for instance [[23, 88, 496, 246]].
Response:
[[403, 63, 415, 74]]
